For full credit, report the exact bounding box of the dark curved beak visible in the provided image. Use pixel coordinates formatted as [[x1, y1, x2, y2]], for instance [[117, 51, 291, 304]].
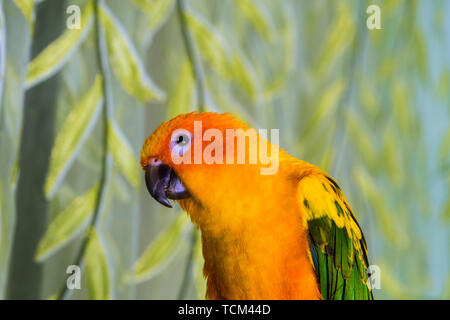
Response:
[[145, 162, 190, 208]]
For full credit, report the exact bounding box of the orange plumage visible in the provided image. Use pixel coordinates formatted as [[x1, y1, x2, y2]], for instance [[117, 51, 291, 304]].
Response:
[[141, 112, 372, 300]]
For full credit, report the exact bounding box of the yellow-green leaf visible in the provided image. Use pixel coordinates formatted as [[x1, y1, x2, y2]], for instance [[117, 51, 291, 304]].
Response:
[[392, 81, 412, 136], [230, 49, 262, 103], [378, 58, 398, 79], [184, 9, 260, 102], [353, 167, 408, 247], [44, 75, 103, 199], [25, 1, 94, 88], [107, 120, 140, 189], [315, 3, 354, 76], [128, 214, 189, 283], [234, 0, 275, 42], [264, 1, 296, 101], [319, 148, 335, 172], [375, 262, 410, 299], [9, 155, 19, 189], [0, 182, 3, 244], [385, 0, 403, 14], [99, 4, 165, 102], [442, 196, 450, 223], [167, 60, 195, 118], [132, 0, 175, 33], [302, 78, 346, 137], [35, 184, 99, 262], [193, 231, 206, 299], [85, 228, 111, 300], [413, 28, 428, 79], [436, 69, 450, 100], [13, 0, 34, 32], [184, 9, 232, 79], [360, 82, 380, 118], [382, 127, 404, 186], [438, 127, 450, 170], [315, 79, 347, 119], [46, 293, 58, 300], [347, 112, 378, 170]]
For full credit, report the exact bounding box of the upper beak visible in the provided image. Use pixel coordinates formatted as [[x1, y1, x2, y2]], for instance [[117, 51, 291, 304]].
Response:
[[144, 160, 190, 208]]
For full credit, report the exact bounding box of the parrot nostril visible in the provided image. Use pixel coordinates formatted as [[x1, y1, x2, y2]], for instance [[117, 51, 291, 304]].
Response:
[[150, 157, 162, 166]]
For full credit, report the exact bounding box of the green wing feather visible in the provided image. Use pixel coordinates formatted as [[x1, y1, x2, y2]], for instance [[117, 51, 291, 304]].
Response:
[[298, 172, 373, 300]]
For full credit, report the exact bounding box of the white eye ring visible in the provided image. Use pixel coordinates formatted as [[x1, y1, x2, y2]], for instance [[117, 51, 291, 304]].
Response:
[[170, 129, 192, 157]]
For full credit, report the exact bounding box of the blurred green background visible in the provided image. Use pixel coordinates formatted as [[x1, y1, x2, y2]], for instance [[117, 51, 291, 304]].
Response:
[[0, 0, 448, 300]]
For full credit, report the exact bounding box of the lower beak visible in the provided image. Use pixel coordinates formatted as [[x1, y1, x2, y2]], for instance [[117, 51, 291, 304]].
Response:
[[144, 161, 190, 208]]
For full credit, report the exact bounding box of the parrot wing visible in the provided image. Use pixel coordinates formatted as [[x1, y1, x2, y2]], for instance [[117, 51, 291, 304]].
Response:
[[297, 172, 373, 300]]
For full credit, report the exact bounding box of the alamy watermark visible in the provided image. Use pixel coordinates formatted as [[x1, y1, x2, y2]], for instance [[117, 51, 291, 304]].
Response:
[[367, 5, 381, 30], [367, 264, 381, 290], [169, 121, 280, 175], [66, 265, 81, 290], [66, 5, 81, 30]]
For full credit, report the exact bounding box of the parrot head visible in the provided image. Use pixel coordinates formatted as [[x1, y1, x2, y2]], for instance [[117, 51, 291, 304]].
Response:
[[140, 112, 282, 217], [141, 112, 248, 208]]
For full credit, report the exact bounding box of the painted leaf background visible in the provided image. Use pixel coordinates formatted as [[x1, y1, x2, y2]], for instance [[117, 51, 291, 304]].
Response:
[[35, 184, 99, 262], [85, 228, 111, 300], [25, 1, 94, 88], [127, 214, 189, 283], [44, 74, 103, 198], [0, 0, 448, 300]]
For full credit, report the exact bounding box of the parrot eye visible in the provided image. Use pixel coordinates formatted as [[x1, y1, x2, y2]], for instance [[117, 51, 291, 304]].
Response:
[[176, 133, 189, 146], [170, 129, 192, 156]]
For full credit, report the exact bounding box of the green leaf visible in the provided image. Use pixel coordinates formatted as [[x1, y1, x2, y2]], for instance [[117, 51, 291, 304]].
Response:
[[413, 28, 428, 79], [234, 0, 275, 42], [25, 1, 94, 88], [442, 195, 450, 223], [392, 81, 413, 136], [193, 231, 206, 299], [359, 81, 380, 119], [35, 184, 99, 262], [0, 182, 3, 246], [46, 293, 58, 300], [436, 69, 450, 101], [346, 112, 378, 170], [230, 49, 262, 103], [85, 228, 111, 300], [128, 214, 189, 283], [263, 1, 296, 101], [107, 120, 140, 190], [99, 4, 165, 102], [302, 78, 346, 137], [0, 2, 6, 115], [184, 9, 260, 102], [319, 148, 335, 172], [315, 79, 346, 118], [44, 75, 103, 199], [132, 0, 175, 34], [382, 127, 404, 186], [438, 128, 450, 171], [315, 3, 354, 76], [353, 167, 407, 247], [167, 60, 195, 118], [112, 172, 132, 203], [443, 273, 450, 299], [13, 0, 34, 32], [184, 9, 232, 79], [9, 151, 20, 189]]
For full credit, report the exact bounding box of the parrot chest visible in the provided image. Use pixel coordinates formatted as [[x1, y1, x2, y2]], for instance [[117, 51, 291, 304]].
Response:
[[201, 223, 321, 300], [181, 167, 322, 299]]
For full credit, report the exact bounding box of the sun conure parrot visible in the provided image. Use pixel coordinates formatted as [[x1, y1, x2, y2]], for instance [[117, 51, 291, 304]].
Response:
[[141, 112, 373, 300]]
